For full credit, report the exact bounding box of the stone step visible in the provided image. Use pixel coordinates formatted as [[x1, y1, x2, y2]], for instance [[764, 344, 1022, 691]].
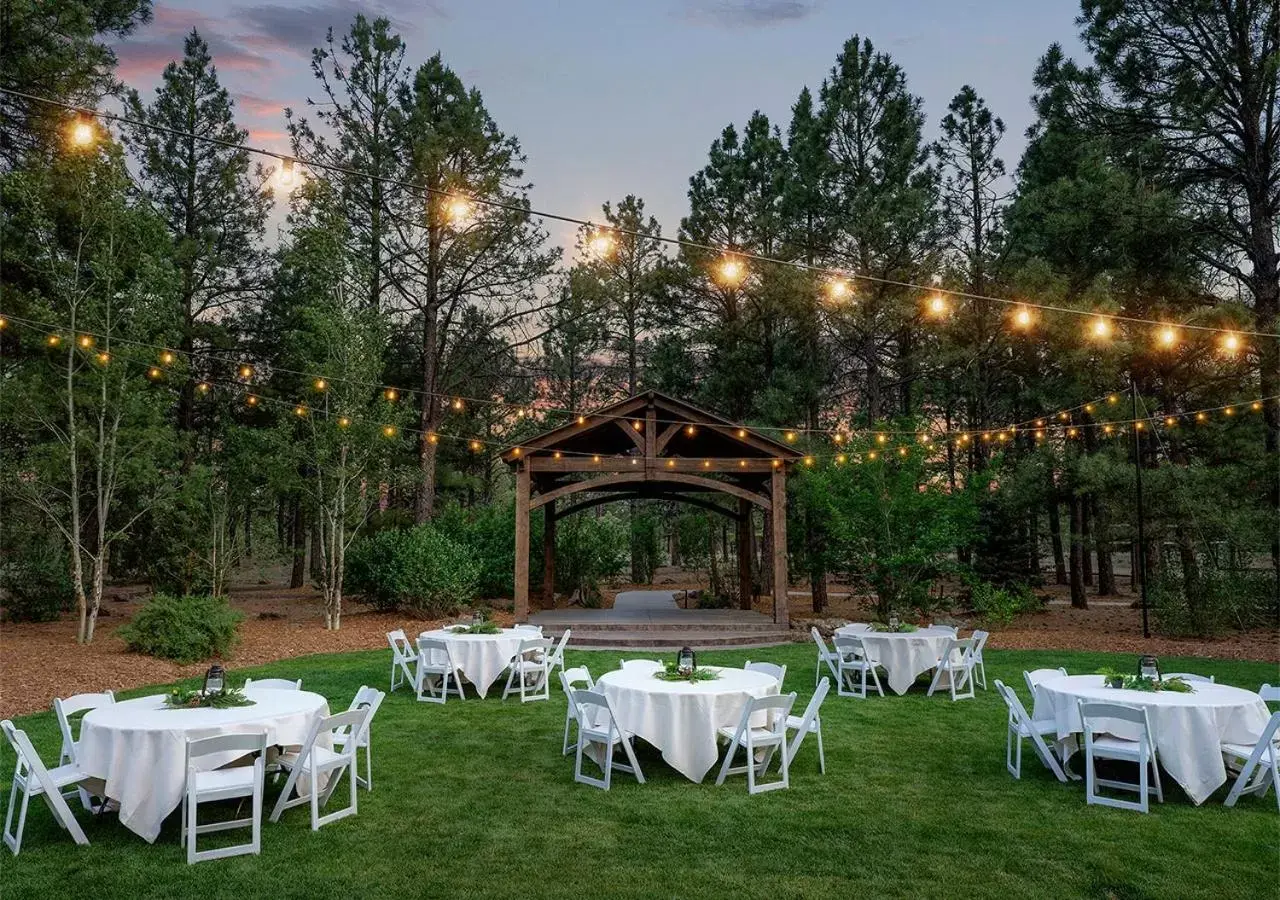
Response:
[[534, 619, 785, 634], [549, 628, 798, 650]]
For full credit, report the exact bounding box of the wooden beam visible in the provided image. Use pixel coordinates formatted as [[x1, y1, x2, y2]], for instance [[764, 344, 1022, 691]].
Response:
[[527, 457, 780, 474], [556, 491, 742, 521], [771, 466, 789, 627], [514, 461, 531, 621], [530, 471, 771, 511], [655, 422, 682, 455], [542, 499, 556, 608], [645, 402, 657, 457], [615, 418, 645, 451], [738, 498, 753, 611]]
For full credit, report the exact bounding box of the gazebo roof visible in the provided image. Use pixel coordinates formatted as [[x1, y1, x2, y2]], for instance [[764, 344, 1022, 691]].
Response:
[[500, 390, 804, 465]]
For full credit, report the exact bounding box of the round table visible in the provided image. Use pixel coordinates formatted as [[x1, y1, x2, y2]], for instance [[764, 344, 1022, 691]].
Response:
[[418, 627, 532, 698], [78, 688, 329, 842], [1031, 674, 1271, 805], [834, 625, 956, 695], [596, 665, 779, 782]]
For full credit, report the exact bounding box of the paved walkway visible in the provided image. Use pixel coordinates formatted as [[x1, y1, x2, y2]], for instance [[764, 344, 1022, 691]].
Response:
[[612, 590, 679, 613]]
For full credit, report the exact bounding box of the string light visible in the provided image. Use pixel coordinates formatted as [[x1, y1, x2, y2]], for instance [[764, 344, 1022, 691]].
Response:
[[246, 395, 259, 407], [197, 382, 210, 394], [68, 116, 96, 148], [0, 317, 6, 329], [273, 158, 299, 192], [238, 364, 253, 379], [384, 388, 398, 402], [826, 277, 853, 302], [737, 429, 747, 438], [685, 425, 696, 436], [146, 367, 162, 379], [96, 352, 110, 365], [1012, 305, 1034, 329], [577, 415, 586, 425], [314, 378, 327, 391], [771, 459, 781, 468], [867, 450, 878, 460], [294, 405, 308, 417], [587, 227, 616, 259], [926, 294, 950, 318], [1220, 331, 1242, 356], [717, 254, 746, 287], [1107, 394, 1118, 404], [428, 433, 439, 444], [46, 334, 61, 347], [1156, 325, 1179, 348], [77, 334, 93, 349], [452, 397, 464, 411], [1089, 316, 1113, 340], [785, 431, 797, 442], [631, 420, 643, 432], [444, 194, 473, 227], [469, 440, 483, 452], [382, 425, 397, 438], [338, 416, 351, 428]]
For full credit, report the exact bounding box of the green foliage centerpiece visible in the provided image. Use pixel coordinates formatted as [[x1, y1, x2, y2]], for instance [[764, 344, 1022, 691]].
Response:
[[654, 646, 720, 683], [450, 609, 501, 634], [1095, 668, 1194, 693], [164, 664, 255, 709], [869, 621, 918, 633]]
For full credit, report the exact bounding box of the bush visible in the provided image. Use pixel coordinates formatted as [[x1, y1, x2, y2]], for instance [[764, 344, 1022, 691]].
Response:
[[117, 594, 243, 663], [696, 591, 733, 610], [1, 542, 75, 623], [345, 524, 480, 617], [1151, 569, 1277, 638], [967, 578, 1042, 627], [556, 514, 628, 605]]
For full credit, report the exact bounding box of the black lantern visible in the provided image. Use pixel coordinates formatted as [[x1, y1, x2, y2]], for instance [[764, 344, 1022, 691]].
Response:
[[472, 608, 482, 627], [1138, 655, 1161, 682], [203, 664, 225, 696], [677, 646, 696, 675]]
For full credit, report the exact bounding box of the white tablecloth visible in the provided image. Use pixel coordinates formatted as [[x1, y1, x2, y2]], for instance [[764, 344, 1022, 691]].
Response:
[[78, 689, 330, 842], [418, 628, 528, 698], [596, 666, 779, 782], [835, 626, 955, 695], [1031, 674, 1270, 805]]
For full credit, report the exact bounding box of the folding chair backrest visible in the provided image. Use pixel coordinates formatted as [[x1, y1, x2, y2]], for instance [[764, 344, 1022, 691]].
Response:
[[832, 635, 866, 659], [934, 625, 959, 636], [810, 627, 833, 656], [971, 630, 989, 655], [739, 693, 796, 736], [343, 686, 385, 744], [560, 667, 594, 693], [513, 624, 543, 634], [943, 637, 975, 665], [519, 638, 554, 659], [1260, 683, 1280, 703], [186, 730, 267, 769], [311, 708, 370, 763], [417, 636, 454, 661], [3, 721, 60, 792], [1162, 672, 1213, 683], [619, 659, 661, 672], [745, 662, 786, 684], [571, 689, 617, 732], [842, 623, 871, 633], [1024, 668, 1068, 695], [1078, 701, 1150, 742], [551, 630, 571, 661], [53, 691, 115, 758], [244, 678, 301, 691], [796, 678, 830, 731], [388, 629, 414, 660], [994, 679, 1031, 725]]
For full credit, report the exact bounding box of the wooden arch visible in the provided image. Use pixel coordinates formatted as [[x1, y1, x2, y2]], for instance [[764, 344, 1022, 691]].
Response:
[[501, 391, 801, 624]]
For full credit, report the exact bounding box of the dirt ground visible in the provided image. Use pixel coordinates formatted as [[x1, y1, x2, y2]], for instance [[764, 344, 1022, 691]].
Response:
[[2, 573, 1276, 719]]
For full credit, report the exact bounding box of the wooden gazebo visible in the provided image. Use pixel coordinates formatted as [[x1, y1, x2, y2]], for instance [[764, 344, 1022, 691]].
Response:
[[501, 391, 802, 624]]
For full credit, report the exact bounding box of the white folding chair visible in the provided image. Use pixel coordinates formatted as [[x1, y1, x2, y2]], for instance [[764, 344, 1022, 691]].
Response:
[[1023, 667, 1068, 702], [811, 627, 841, 687], [571, 689, 645, 790], [841, 623, 872, 633], [513, 623, 543, 633], [833, 635, 883, 698], [387, 629, 419, 693], [416, 637, 465, 704], [1259, 683, 1280, 703], [619, 659, 663, 673], [933, 624, 960, 636], [330, 686, 385, 791], [503, 638, 553, 703], [547, 630, 571, 682], [560, 667, 595, 755], [716, 693, 797, 794], [243, 677, 301, 691], [270, 707, 369, 830], [1222, 711, 1280, 813], [1078, 700, 1163, 813], [1, 720, 91, 855], [745, 661, 787, 688], [970, 630, 990, 690], [53, 691, 114, 811], [1161, 673, 1213, 684], [786, 678, 830, 774], [994, 679, 1067, 782], [928, 638, 977, 701], [181, 730, 266, 864]]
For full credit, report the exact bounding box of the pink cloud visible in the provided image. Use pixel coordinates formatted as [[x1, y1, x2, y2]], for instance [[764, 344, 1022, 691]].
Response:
[[115, 36, 273, 84], [236, 92, 287, 118], [248, 128, 288, 144]]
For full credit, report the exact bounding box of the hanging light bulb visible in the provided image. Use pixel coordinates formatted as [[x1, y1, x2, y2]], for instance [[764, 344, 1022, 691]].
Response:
[[586, 227, 616, 259], [1011, 305, 1034, 329], [314, 378, 327, 392], [46, 334, 62, 347], [428, 433, 439, 444], [238, 364, 254, 380], [1108, 394, 1119, 404], [1219, 331, 1242, 356], [1156, 324, 1179, 348], [926, 293, 950, 318], [77, 334, 94, 349], [68, 116, 96, 148], [338, 416, 351, 428], [96, 352, 110, 365], [382, 425, 397, 438], [444, 194, 473, 227], [197, 382, 210, 394], [384, 388, 398, 402], [577, 415, 586, 426], [1251, 401, 1263, 412], [294, 405, 308, 417], [469, 440, 482, 452], [785, 431, 797, 443], [274, 158, 300, 192], [867, 450, 878, 460], [685, 425, 696, 436], [825, 277, 853, 302], [147, 367, 162, 380], [717, 254, 746, 287], [246, 394, 259, 406], [0, 317, 7, 329], [452, 397, 464, 411], [737, 429, 747, 438]]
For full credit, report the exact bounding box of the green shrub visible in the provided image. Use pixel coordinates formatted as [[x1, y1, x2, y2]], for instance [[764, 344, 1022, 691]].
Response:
[[345, 524, 480, 616], [556, 514, 627, 604], [1151, 569, 1277, 638], [1, 542, 75, 623], [967, 578, 1042, 627], [117, 594, 243, 663], [696, 591, 733, 610]]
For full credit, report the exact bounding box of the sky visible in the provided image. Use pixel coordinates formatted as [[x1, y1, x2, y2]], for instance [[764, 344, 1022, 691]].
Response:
[[113, 0, 1089, 250]]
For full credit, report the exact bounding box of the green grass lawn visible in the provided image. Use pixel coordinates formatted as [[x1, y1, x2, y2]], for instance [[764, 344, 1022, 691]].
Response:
[[2, 645, 1277, 900]]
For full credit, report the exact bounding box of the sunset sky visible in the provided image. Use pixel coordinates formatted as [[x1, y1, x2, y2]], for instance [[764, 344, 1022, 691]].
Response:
[[113, 0, 1087, 249]]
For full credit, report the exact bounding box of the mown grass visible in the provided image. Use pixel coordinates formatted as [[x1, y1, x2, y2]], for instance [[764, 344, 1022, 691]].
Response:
[[1, 645, 1276, 899]]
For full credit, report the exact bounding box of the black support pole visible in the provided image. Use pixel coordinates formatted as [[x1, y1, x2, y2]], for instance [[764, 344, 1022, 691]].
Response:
[[1131, 375, 1150, 639]]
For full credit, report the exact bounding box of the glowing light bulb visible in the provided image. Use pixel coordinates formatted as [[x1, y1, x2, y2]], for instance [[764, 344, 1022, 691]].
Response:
[[452, 397, 464, 411], [1220, 331, 1242, 355], [384, 388, 398, 402], [577, 415, 586, 425], [197, 382, 210, 394], [1108, 394, 1118, 404], [771, 459, 781, 468], [444, 195, 473, 227], [738, 459, 747, 468], [836, 454, 847, 464], [737, 429, 747, 438], [239, 365, 253, 379], [160, 350, 175, 365], [926, 294, 950, 318], [469, 440, 482, 452], [717, 255, 746, 287], [382, 425, 397, 438], [1164, 417, 1176, 427], [314, 378, 327, 391], [0, 317, 6, 329], [867, 451, 878, 460], [428, 433, 439, 444], [294, 405, 307, 417], [1156, 325, 1179, 348], [587, 228, 616, 259], [1196, 412, 1207, 422], [826, 277, 852, 302], [1012, 305, 1034, 329], [876, 434, 887, 444], [785, 431, 797, 443], [96, 352, 109, 364], [78, 335, 93, 349], [69, 118, 96, 148], [274, 158, 299, 192], [47, 335, 61, 347], [1250, 401, 1262, 412], [147, 367, 162, 379], [247, 395, 259, 406], [1067, 427, 1079, 437], [632, 420, 643, 432], [805, 456, 815, 466], [1090, 316, 1112, 340], [338, 416, 351, 428], [685, 425, 696, 436]]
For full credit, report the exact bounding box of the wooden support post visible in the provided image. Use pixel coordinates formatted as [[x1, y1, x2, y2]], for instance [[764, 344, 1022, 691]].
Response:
[[737, 498, 753, 611], [771, 467, 789, 627], [542, 499, 557, 608], [514, 462, 530, 620]]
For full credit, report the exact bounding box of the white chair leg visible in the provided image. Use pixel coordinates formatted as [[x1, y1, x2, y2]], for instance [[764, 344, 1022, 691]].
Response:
[[816, 721, 826, 775]]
